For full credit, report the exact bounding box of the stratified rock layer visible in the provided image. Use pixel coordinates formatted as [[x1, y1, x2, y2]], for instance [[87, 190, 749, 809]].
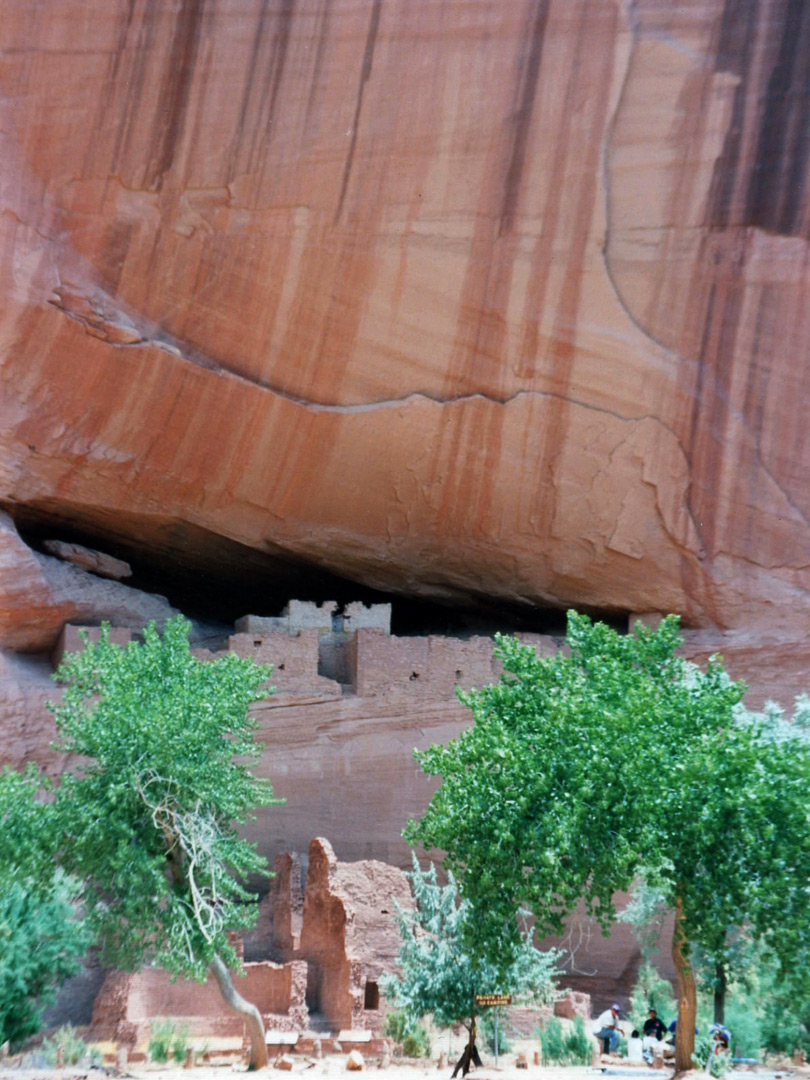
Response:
[[1, 0, 809, 631]]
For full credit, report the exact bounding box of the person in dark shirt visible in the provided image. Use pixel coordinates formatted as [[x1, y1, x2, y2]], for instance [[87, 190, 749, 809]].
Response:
[[642, 1008, 669, 1063], [643, 1008, 668, 1041]]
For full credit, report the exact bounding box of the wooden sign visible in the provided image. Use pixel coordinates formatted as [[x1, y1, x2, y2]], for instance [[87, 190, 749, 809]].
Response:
[[475, 994, 512, 1007]]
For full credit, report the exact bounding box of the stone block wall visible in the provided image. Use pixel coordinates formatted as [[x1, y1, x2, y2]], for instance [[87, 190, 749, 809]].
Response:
[[350, 629, 502, 698], [91, 959, 308, 1044], [343, 602, 391, 634], [227, 629, 340, 697], [54, 605, 566, 706]]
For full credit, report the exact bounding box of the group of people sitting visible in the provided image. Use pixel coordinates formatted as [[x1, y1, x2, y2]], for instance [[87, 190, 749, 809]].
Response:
[[592, 1004, 731, 1066]]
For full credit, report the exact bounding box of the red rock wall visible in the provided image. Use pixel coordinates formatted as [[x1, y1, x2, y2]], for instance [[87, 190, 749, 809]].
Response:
[[2, 0, 809, 633]]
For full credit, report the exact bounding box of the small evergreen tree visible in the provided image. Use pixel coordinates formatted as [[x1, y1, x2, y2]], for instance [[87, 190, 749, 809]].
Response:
[[381, 856, 559, 1065]]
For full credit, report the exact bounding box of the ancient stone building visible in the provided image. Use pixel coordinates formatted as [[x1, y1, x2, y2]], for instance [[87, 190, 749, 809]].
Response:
[[87, 838, 411, 1048]]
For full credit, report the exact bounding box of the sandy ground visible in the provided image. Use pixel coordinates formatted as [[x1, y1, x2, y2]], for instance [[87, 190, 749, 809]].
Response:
[[0, 1060, 800, 1080], [0, 1067, 613, 1080]]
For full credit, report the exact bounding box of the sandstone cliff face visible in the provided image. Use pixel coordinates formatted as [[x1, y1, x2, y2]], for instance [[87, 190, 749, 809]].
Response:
[[3, 0, 810, 1026], [1, 0, 808, 631]]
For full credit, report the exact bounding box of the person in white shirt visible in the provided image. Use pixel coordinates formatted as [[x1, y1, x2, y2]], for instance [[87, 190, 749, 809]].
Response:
[[626, 1030, 644, 1063], [592, 1004, 623, 1054]]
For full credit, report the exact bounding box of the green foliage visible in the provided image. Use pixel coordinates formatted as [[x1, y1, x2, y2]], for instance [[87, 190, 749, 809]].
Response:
[[691, 1032, 731, 1077], [628, 962, 676, 1031], [754, 957, 810, 1059], [407, 612, 810, 999], [48, 616, 281, 980], [723, 995, 760, 1060], [0, 770, 89, 1046], [539, 1017, 566, 1065], [479, 1009, 511, 1054], [761, 993, 810, 1059], [383, 1011, 431, 1058], [538, 1016, 591, 1065], [567, 1016, 593, 1063], [618, 884, 670, 963], [380, 855, 559, 1031], [40, 1025, 101, 1067], [148, 1017, 189, 1063]]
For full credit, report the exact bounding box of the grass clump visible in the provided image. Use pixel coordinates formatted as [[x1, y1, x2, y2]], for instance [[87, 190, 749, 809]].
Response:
[[383, 1010, 431, 1058], [40, 1025, 101, 1067], [148, 1017, 189, 1064], [539, 1016, 592, 1065]]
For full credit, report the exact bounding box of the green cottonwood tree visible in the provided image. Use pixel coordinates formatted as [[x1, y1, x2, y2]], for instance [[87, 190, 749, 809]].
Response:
[[49, 616, 281, 1070], [0, 769, 88, 1045], [381, 856, 559, 1062], [406, 612, 810, 1074]]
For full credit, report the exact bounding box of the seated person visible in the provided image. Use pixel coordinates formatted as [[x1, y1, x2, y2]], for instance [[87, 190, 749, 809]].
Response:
[[627, 1030, 644, 1063], [642, 1008, 668, 1064], [643, 1008, 668, 1042], [592, 1004, 623, 1055]]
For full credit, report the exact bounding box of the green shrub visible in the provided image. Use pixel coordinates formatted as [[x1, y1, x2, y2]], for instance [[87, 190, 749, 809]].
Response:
[[692, 1032, 731, 1077], [0, 870, 89, 1046], [402, 1028, 431, 1058], [539, 1015, 593, 1065], [539, 1017, 567, 1065], [724, 997, 760, 1060], [629, 961, 677, 1033], [40, 1025, 100, 1067], [148, 1017, 188, 1064], [383, 1010, 431, 1058], [567, 1016, 594, 1064]]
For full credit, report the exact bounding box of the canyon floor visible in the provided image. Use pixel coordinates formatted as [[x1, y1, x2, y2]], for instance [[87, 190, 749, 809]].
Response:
[[0, 1063, 800, 1080]]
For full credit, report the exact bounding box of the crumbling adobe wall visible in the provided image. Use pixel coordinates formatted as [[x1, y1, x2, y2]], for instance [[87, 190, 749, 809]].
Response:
[[244, 850, 306, 962], [349, 629, 501, 698], [90, 960, 308, 1043], [327, 843, 413, 1030], [273, 838, 412, 1032], [298, 839, 353, 1030]]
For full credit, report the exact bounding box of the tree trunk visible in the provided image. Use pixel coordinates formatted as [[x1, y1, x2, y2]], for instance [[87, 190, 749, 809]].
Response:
[[210, 954, 268, 1070], [713, 961, 726, 1025], [672, 897, 697, 1075]]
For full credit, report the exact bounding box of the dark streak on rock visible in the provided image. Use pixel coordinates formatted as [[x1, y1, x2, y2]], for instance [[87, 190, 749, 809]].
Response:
[[147, 0, 207, 191], [686, 280, 715, 556], [262, 0, 296, 134], [709, 0, 810, 237], [738, 285, 774, 552], [744, 0, 810, 235], [233, 0, 274, 151], [499, 0, 550, 237], [101, 220, 136, 296], [304, 0, 333, 130], [334, 0, 383, 224], [229, 0, 297, 182], [705, 0, 760, 226], [87, 0, 150, 180]]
